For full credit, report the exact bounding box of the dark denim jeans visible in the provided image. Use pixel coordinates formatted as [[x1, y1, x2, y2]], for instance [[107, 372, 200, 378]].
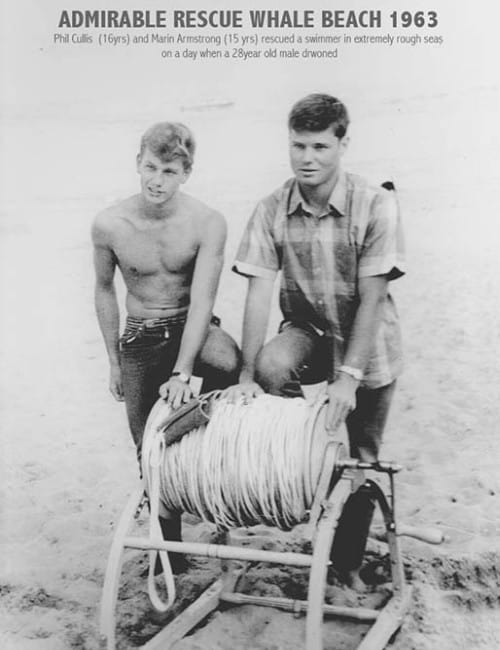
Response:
[[119, 317, 240, 464], [254, 321, 397, 571]]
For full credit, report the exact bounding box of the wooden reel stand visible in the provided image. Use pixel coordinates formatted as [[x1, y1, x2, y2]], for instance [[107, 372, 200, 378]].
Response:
[[99, 436, 440, 650], [101, 394, 442, 650]]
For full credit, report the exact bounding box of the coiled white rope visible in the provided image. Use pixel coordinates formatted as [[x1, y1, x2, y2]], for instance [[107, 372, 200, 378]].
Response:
[[144, 394, 328, 532], [145, 433, 176, 613]]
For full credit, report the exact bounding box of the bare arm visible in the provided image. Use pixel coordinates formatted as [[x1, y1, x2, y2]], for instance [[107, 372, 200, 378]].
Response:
[[224, 275, 274, 401], [91, 217, 123, 401], [326, 274, 388, 431], [240, 276, 275, 382], [177, 212, 227, 373], [160, 212, 227, 408]]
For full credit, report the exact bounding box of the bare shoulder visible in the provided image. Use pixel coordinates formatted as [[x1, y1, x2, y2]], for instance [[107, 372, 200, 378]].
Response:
[[180, 193, 227, 241], [91, 196, 138, 246]]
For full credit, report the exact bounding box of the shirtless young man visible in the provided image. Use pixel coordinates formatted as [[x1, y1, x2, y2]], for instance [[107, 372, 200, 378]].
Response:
[[92, 122, 240, 567]]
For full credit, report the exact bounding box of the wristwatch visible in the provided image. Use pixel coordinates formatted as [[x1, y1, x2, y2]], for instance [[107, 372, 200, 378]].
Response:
[[338, 365, 364, 382], [171, 371, 191, 384]]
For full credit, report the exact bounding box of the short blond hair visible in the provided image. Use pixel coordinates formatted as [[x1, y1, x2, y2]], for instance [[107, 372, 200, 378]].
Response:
[[139, 122, 196, 171]]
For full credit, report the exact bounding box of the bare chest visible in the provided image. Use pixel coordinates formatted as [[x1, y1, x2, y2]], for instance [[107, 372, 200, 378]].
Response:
[[113, 223, 199, 277]]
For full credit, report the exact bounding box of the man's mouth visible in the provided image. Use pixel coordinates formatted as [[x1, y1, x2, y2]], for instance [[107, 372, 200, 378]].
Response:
[[147, 188, 163, 197]]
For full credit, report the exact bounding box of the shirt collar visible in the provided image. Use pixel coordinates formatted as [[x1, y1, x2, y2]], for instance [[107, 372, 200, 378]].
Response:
[[287, 171, 347, 218]]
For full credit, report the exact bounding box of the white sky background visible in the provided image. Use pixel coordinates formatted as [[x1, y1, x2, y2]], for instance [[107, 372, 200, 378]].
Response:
[[1, 5, 498, 140], [0, 5, 494, 200], [0, 0, 496, 131], [1, 0, 498, 203], [1, 0, 497, 116], [0, 0, 499, 323]]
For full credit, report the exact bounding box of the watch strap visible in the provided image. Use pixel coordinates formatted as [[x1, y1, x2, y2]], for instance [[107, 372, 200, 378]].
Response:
[[171, 371, 191, 383], [338, 365, 363, 381]]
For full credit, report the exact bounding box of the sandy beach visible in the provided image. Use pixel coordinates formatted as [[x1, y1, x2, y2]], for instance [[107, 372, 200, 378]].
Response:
[[1, 1, 500, 647]]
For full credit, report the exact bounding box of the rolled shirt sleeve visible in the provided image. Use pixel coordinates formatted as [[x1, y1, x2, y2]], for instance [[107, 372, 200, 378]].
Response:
[[358, 190, 406, 281], [233, 197, 281, 279]]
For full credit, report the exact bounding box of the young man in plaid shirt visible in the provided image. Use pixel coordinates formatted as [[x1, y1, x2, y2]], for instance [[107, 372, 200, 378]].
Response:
[[228, 93, 405, 589]]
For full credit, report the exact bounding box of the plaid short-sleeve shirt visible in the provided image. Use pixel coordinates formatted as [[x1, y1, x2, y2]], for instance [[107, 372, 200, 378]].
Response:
[[233, 171, 406, 389]]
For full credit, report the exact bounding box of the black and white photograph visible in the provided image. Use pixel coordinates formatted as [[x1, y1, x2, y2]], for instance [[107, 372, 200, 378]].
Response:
[[1, 1, 499, 648]]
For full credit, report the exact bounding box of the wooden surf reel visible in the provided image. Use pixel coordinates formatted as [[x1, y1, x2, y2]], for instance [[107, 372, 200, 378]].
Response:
[[100, 394, 442, 650]]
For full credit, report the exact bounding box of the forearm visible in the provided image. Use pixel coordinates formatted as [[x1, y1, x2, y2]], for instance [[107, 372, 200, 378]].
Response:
[[341, 279, 387, 375], [95, 285, 120, 366], [325, 277, 388, 431], [240, 278, 273, 381], [173, 300, 213, 375], [240, 317, 268, 382]]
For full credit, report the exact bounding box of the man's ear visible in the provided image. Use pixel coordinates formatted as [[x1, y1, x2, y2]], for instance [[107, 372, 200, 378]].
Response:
[[339, 135, 350, 155], [136, 153, 142, 172], [181, 167, 192, 184]]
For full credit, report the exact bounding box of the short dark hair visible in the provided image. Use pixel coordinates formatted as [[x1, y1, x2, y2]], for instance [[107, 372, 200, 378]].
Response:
[[288, 93, 349, 139], [139, 122, 195, 171]]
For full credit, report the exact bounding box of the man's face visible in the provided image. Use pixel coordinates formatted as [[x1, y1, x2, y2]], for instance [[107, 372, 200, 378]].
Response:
[[289, 127, 347, 188], [136, 148, 189, 205]]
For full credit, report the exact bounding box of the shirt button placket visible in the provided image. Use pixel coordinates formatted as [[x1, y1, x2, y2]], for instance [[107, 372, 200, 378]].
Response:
[[311, 219, 321, 275], [312, 221, 325, 312]]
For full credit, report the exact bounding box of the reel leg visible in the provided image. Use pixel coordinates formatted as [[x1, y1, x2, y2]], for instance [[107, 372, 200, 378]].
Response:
[[100, 486, 145, 650], [306, 477, 353, 650], [356, 479, 412, 650]]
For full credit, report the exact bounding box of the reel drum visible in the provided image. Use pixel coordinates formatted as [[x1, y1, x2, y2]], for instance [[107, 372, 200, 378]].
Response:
[[142, 394, 347, 530]]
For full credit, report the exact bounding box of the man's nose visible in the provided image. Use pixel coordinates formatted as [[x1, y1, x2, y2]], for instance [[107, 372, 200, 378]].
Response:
[[151, 171, 162, 185], [301, 147, 314, 163]]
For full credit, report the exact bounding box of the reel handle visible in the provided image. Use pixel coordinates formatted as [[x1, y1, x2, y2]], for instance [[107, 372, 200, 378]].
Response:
[[397, 523, 444, 545], [372, 524, 444, 545], [338, 459, 403, 474]]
